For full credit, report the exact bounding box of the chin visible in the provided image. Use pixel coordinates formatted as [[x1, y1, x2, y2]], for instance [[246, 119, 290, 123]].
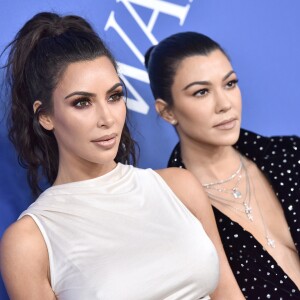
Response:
[[217, 131, 240, 146]]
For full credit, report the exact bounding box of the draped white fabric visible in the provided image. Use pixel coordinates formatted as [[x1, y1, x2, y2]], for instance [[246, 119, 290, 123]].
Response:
[[20, 164, 219, 299]]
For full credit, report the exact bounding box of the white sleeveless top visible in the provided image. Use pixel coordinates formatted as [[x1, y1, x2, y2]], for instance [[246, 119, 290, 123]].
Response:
[[20, 164, 219, 299]]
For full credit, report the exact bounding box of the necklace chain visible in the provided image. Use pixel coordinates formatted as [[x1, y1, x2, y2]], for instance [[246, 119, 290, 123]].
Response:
[[245, 164, 275, 248], [202, 155, 275, 248], [202, 159, 243, 187]]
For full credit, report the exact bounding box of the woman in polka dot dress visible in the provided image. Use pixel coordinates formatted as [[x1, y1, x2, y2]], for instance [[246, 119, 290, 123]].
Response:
[[145, 31, 300, 299]]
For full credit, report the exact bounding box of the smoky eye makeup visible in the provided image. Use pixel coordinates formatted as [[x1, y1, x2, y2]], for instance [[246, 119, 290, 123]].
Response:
[[108, 91, 125, 102], [107, 85, 125, 102], [71, 96, 92, 108]]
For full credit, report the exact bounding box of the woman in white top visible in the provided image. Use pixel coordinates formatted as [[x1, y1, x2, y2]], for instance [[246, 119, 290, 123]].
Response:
[[0, 12, 244, 299]]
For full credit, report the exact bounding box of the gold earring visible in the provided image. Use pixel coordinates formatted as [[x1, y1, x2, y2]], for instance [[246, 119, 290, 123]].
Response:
[[33, 100, 42, 114]]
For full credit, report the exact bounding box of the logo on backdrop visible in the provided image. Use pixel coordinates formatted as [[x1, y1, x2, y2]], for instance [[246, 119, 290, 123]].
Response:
[[105, 0, 193, 114]]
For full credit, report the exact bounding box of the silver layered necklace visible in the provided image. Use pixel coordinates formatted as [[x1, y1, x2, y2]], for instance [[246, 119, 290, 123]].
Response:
[[202, 156, 254, 222], [202, 155, 275, 248]]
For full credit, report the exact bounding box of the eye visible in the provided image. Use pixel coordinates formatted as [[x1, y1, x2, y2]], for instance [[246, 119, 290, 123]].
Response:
[[108, 91, 125, 103], [72, 97, 91, 109], [193, 88, 209, 97], [226, 79, 239, 89]]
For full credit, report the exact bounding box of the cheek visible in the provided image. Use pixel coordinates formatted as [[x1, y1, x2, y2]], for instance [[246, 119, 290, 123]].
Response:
[[175, 101, 210, 124], [53, 112, 87, 138], [55, 122, 81, 141], [114, 102, 127, 125], [236, 97, 242, 117], [234, 88, 242, 108]]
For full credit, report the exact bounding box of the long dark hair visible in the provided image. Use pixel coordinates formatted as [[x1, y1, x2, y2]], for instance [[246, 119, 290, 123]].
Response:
[[4, 12, 137, 196], [144, 31, 229, 106]]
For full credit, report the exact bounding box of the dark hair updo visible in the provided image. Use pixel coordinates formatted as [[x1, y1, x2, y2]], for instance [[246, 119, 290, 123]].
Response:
[[144, 31, 229, 107], [4, 12, 136, 196]]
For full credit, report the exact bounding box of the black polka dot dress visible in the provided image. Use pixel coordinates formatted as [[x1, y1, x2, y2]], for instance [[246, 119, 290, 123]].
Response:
[[168, 129, 300, 299]]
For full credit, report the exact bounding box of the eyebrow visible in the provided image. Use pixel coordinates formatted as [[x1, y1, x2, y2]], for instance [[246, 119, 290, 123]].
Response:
[[64, 82, 123, 99], [182, 70, 236, 91]]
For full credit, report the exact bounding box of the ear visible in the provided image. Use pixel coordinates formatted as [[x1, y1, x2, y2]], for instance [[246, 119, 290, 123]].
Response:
[[155, 99, 178, 126], [33, 100, 54, 131]]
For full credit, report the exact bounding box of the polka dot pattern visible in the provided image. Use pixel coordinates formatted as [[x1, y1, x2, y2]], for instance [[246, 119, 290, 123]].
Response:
[[168, 129, 300, 298]]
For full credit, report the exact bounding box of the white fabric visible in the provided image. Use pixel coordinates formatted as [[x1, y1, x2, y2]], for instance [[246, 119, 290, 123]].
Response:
[[20, 164, 219, 300]]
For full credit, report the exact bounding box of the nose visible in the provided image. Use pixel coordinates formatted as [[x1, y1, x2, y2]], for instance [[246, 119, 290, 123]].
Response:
[[96, 102, 114, 128], [215, 90, 232, 114]]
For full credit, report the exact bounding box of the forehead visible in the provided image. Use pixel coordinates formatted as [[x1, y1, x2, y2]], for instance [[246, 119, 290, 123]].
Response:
[[173, 50, 232, 83], [55, 56, 119, 93]]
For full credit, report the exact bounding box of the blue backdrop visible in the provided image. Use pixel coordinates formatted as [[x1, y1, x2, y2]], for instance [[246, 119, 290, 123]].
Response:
[[0, 1, 299, 298]]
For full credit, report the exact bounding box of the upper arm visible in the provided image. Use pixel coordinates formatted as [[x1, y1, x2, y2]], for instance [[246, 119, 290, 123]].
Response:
[[0, 216, 56, 300], [155, 168, 221, 242], [155, 167, 212, 220], [156, 168, 245, 299]]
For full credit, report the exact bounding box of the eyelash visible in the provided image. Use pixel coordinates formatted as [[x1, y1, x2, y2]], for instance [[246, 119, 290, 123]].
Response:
[[72, 97, 91, 109], [193, 89, 209, 97], [108, 91, 125, 102], [226, 79, 239, 89], [193, 79, 239, 97], [72, 91, 125, 109]]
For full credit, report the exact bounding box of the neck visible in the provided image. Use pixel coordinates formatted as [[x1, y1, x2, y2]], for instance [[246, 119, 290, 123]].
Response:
[[180, 140, 241, 184], [54, 156, 117, 186]]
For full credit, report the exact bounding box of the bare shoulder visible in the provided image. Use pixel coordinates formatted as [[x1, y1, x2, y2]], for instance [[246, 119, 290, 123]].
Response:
[[1, 215, 45, 259], [155, 167, 200, 190], [0, 215, 54, 299], [154, 168, 209, 216]]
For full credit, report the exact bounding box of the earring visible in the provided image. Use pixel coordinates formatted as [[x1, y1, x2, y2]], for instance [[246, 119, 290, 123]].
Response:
[[170, 120, 178, 125]]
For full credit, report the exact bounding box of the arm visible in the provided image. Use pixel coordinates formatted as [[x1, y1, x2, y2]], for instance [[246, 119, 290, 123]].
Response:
[[0, 216, 56, 300], [156, 168, 245, 299]]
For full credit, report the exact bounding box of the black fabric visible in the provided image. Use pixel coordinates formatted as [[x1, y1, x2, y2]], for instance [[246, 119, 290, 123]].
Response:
[[168, 129, 300, 299]]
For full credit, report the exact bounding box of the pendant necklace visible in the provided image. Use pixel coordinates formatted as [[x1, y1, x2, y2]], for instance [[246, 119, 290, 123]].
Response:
[[202, 155, 275, 248], [202, 155, 253, 221]]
